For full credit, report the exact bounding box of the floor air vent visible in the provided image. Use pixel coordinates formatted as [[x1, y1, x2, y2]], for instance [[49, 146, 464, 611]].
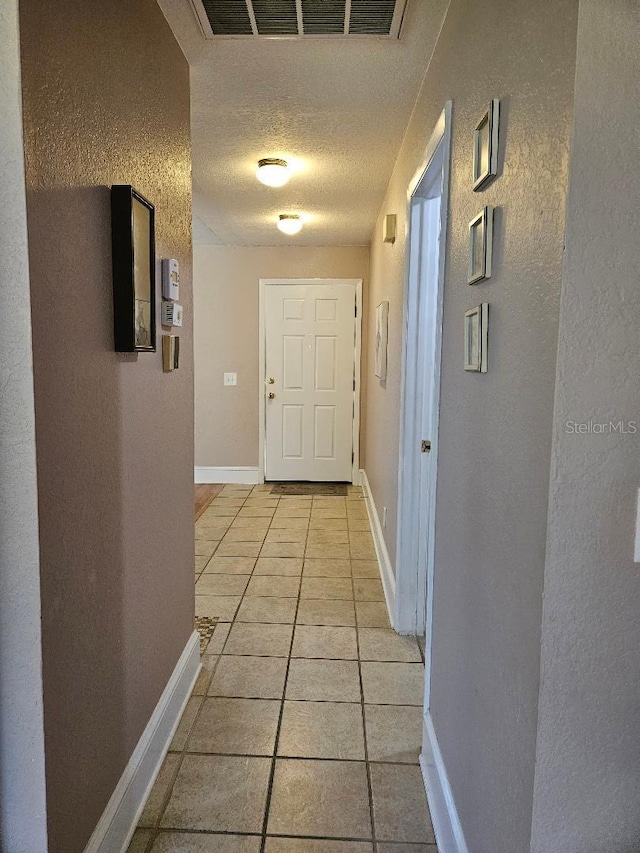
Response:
[[192, 0, 408, 38]]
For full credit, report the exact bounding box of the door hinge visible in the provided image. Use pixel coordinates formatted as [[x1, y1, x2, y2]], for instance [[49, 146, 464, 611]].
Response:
[[352, 451, 355, 463], [355, 304, 357, 318], [421, 440, 431, 453], [353, 378, 356, 391]]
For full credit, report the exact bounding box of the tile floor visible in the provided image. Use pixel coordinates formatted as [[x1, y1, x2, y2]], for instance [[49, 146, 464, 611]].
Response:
[[129, 483, 437, 853]]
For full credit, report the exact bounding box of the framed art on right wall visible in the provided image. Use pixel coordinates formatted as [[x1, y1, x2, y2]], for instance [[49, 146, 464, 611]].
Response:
[[473, 99, 500, 191], [464, 303, 489, 373]]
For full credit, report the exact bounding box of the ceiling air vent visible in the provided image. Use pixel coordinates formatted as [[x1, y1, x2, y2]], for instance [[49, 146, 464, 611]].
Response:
[[191, 0, 408, 38]]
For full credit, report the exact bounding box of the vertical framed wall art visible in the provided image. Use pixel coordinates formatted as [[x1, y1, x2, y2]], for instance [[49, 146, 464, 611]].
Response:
[[464, 303, 489, 373], [111, 184, 156, 352], [473, 99, 500, 191], [468, 206, 494, 284], [375, 301, 389, 380]]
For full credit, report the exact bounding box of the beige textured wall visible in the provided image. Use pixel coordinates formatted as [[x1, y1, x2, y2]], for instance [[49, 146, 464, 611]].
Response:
[[19, 1, 193, 850], [194, 244, 369, 468], [363, 0, 578, 850]]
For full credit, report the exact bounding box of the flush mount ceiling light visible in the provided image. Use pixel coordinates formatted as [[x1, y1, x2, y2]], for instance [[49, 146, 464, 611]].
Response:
[[256, 158, 290, 187], [277, 214, 303, 236]]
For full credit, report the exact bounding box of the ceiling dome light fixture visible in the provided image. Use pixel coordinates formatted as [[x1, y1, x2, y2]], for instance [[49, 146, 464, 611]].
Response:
[[277, 214, 303, 236], [256, 158, 290, 187]]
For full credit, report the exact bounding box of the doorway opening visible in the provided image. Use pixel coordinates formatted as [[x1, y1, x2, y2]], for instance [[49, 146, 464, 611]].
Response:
[[258, 279, 363, 484], [395, 106, 451, 721]]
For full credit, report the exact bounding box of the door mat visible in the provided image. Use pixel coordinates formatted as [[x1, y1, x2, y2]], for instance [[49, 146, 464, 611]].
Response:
[[270, 482, 349, 496], [195, 616, 218, 655]]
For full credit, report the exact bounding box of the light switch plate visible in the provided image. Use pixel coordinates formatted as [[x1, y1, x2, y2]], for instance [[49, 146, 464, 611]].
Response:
[[224, 372, 237, 386], [634, 488, 640, 562]]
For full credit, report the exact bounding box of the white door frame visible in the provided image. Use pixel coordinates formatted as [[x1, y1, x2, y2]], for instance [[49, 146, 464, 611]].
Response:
[[394, 103, 452, 701], [258, 278, 363, 485]]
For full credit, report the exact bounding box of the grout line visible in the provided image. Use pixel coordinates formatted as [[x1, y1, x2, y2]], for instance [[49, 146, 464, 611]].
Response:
[[352, 562, 378, 851]]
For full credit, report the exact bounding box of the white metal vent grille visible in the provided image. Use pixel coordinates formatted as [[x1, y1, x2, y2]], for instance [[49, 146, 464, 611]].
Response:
[[191, 0, 408, 38]]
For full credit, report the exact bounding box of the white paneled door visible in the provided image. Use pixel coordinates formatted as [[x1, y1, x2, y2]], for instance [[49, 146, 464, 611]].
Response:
[[264, 282, 357, 481]]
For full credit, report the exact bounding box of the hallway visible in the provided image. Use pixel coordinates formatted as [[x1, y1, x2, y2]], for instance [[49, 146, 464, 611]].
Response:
[[128, 484, 435, 852]]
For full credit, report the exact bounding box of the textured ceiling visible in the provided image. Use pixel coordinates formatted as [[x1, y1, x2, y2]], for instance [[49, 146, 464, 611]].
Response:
[[158, 0, 448, 246]]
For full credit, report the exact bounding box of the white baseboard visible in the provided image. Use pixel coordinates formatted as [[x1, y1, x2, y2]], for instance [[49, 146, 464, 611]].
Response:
[[84, 631, 201, 853], [420, 712, 469, 853], [195, 466, 261, 484], [360, 468, 396, 630]]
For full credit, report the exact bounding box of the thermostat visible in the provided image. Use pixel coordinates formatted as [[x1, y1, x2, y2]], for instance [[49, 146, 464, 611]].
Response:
[[161, 301, 183, 327], [162, 258, 180, 301]]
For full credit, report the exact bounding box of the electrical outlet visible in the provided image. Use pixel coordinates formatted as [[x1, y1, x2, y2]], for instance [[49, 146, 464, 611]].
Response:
[[382, 506, 387, 529], [223, 372, 237, 386]]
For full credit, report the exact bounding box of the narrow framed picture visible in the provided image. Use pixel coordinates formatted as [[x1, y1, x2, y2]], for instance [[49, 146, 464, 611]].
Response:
[[468, 206, 494, 284], [473, 99, 500, 191], [375, 301, 389, 380], [464, 303, 489, 372], [111, 184, 156, 352]]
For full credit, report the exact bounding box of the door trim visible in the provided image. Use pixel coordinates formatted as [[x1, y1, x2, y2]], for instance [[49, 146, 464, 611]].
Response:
[[258, 278, 363, 484], [395, 103, 452, 694]]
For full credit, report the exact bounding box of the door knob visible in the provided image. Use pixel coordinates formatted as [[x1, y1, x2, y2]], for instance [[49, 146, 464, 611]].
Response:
[[268, 377, 275, 384], [421, 440, 431, 453], [268, 392, 276, 399]]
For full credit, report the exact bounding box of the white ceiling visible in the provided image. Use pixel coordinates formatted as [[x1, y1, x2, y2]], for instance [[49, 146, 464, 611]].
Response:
[[158, 0, 448, 246]]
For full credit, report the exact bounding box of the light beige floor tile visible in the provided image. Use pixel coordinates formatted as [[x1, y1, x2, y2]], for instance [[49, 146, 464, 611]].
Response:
[[230, 517, 271, 529], [237, 507, 276, 518], [361, 662, 424, 706], [350, 545, 377, 560], [296, 599, 356, 627], [265, 840, 372, 853], [211, 496, 245, 505], [151, 833, 261, 853], [307, 530, 350, 545], [278, 701, 365, 760], [195, 574, 249, 597], [364, 704, 423, 764], [306, 543, 350, 560], [291, 625, 358, 660], [243, 499, 280, 508], [276, 497, 313, 507], [269, 516, 310, 530], [370, 764, 435, 843], [300, 577, 354, 600], [200, 506, 238, 517], [312, 497, 347, 506], [311, 508, 347, 519], [138, 753, 180, 826], [353, 578, 384, 601], [376, 846, 436, 853], [236, 596, 298, 624], [260, 541, 306, 558], [204, 556, 256, 574], [209, 655, 287, 699], [127, 829, 152, 853], [216, 541, 263, 557], [224, 622, 293, 657], [219, 527, 267, 544], [349, 532, 375, 547], [195, 556, 210, 573], [195, 596, 241, 621], [207, 622, 231, 654], [355, 601, 390, 628], [254, 557, 303, 576], [267, 758, 371, 839], [347, 518, 372, 532], [273, 506, 311, 518], [351, 560, 380, 578], [196, 517, 232, 531], [194, 540, 219, 557], [169, 696, 203, 751], [286, 659, 361, 702], [160, 754, 270, 833], [246, 575, 300, 598], [192, 666, 214, 695], [195, 523, 231, 540], [188, 697, 280, 756], [358, 628, 422, 663], [303, 558, 352, 577], [264, 528, 308, 544], [309, 518, 348, 531], [200, 654, 219, 673], [347, 509, 369, 521]]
